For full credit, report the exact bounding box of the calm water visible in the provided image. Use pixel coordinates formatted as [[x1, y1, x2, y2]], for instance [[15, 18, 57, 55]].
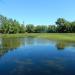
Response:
[[0, 37, 75, 75]]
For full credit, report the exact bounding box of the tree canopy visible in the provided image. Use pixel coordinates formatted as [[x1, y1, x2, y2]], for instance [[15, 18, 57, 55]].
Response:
[[0, 15, 75, 33]]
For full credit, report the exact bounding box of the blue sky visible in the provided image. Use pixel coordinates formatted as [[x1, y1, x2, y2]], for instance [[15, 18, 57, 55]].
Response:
[[0, 0, 75, 25]]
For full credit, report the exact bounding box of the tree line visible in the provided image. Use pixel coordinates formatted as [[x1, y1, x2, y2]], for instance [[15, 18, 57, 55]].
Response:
[[0, 15, 75, 34]]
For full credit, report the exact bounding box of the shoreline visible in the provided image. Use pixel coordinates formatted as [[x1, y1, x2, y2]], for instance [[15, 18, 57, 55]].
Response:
[[0, 33, 75, 42]]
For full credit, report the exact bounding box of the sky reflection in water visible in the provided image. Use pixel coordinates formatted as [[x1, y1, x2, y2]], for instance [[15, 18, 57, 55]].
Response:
[[0, 37, 75, 75]]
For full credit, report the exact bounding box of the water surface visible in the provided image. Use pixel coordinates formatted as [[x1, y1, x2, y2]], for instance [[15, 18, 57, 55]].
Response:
[[0, 37, 75, 75]]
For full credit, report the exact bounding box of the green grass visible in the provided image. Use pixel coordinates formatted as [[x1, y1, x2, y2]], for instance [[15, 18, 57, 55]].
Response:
[[37, 33, 75, 42], [0, 33, 75, 42]]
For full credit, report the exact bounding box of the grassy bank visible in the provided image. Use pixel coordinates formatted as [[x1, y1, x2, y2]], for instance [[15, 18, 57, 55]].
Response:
[[0, 33, 75, 42]]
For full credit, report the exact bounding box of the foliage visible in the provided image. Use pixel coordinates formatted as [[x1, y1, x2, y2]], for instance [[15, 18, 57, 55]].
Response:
[[0, 15, 75, 33], [26, 24, 34, 33]]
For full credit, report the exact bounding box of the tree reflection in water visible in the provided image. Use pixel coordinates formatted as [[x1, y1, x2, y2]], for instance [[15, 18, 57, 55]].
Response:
[[56, 41, 75, 50], [56, 41, 66, 50], [0, 38, 75, 57], [0, 38, 22, 57]]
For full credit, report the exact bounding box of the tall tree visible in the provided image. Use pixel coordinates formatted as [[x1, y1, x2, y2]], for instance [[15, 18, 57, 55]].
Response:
[[26, 24, 34, 33], [56, 18, 67, 33], [47, 25, 56, 33]]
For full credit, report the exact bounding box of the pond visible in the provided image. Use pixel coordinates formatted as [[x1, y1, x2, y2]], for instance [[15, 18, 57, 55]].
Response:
[[0, 37, 75, 75]]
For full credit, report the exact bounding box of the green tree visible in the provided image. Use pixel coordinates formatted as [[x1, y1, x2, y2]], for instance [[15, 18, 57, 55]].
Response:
[[20, 24, 26, 33], [34, 25, 47, 33], [26, 24, 34, 33], [56, 18, 67, 33], [71, 21, 75, 32], [47, 25, 56, 33], [0, 15, 21, 34]]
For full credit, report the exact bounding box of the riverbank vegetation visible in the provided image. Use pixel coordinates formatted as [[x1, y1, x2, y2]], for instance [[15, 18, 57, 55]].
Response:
[[0, 15, 75, 33], [0, 15, 75, 42], [0, 33, 75, 42]]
